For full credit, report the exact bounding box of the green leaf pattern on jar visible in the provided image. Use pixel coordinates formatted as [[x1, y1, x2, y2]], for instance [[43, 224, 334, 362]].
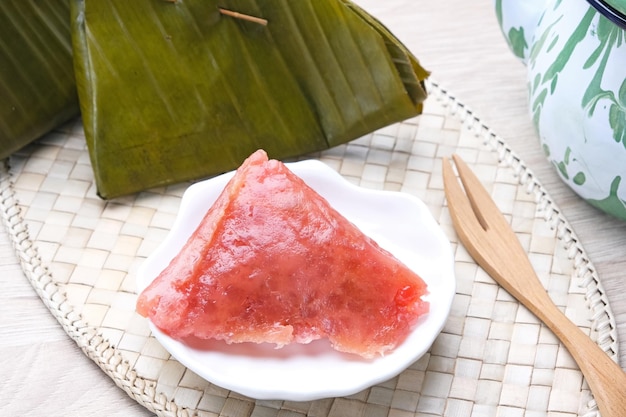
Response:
[[529, 7, 595, 122], [522, 1, 626, 220], [494, 0, 546, 62], [580, 16, 626, 146]]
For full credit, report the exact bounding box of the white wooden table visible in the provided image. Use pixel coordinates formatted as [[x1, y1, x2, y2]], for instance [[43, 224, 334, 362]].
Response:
[[2, 1, 625, 415]]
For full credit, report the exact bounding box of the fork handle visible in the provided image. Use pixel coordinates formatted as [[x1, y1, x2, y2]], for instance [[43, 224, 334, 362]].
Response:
[[515, 277, 626, 417], [465, 224, 626, 415]]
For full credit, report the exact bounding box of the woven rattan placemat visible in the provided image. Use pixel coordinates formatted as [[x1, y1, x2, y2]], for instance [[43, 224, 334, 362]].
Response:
[[0, 81, 619, 417]]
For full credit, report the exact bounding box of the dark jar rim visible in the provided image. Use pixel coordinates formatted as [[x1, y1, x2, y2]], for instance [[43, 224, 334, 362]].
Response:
[[587, 0, 626, 29]]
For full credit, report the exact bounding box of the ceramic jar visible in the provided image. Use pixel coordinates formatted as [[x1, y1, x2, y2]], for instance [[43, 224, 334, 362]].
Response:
[[496, 0, 626, 220]]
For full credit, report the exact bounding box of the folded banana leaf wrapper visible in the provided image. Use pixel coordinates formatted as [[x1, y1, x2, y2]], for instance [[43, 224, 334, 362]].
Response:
[[72, 0, 429, 199], [0, 1, 79, 160]]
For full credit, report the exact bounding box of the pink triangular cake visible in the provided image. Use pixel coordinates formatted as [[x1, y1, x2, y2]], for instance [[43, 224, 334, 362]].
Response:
[[137, 150, 428, 358]]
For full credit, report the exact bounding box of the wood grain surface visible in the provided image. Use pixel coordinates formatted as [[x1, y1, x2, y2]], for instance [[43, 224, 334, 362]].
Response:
[[2, 1, 625, 415]]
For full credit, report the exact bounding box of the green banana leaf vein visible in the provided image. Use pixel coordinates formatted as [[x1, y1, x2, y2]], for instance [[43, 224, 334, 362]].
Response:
[[72, 0, 429, 198], [0, 0, 78, 159]]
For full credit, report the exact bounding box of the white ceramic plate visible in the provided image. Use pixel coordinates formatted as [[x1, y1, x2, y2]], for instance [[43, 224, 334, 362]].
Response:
[[137, 159, 456, 401]]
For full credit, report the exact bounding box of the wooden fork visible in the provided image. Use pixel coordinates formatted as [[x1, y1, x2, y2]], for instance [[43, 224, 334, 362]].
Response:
[[442, 154, 626, 417]]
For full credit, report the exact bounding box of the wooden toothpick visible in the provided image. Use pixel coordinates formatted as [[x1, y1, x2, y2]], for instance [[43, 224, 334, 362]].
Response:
[[218, 7, 268, 26]]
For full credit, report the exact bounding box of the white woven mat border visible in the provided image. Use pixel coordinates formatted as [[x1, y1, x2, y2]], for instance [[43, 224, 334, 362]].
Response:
[[0, 80, 619, 417]]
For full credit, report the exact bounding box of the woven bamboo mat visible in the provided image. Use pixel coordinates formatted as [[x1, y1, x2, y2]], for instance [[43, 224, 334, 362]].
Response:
[[0, 81, 619, 417]]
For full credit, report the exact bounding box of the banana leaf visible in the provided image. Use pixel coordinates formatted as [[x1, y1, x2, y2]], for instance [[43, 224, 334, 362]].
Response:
[[71, 0, 429, 199], [0, 1, 79, 159]]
